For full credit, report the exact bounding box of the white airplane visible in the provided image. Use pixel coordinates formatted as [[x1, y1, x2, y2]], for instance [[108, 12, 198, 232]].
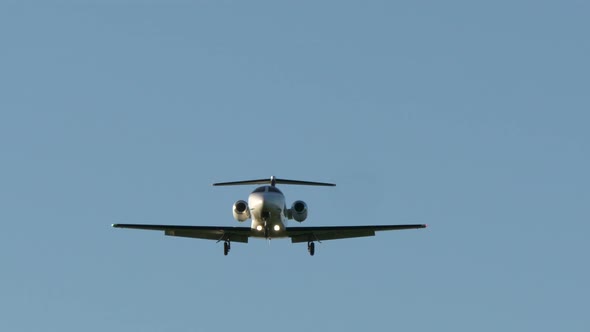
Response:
[[113, 176, 427, 256]]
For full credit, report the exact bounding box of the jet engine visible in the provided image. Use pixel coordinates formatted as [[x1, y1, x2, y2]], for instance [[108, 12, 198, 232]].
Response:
[[289, 200, 308, 222], [232, 200, 250, 222]]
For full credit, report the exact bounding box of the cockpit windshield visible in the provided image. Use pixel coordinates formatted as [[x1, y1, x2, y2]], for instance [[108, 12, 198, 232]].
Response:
[[253, 186, 266, 193], [252, 186, 283, 194], [268, 187, 283, 194]]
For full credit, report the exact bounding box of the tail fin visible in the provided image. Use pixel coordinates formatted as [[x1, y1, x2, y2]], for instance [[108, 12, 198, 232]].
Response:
[[213, 176, 335, 187]]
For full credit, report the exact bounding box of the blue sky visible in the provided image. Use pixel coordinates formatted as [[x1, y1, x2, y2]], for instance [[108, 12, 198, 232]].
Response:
[[1, 1, 588, 331]]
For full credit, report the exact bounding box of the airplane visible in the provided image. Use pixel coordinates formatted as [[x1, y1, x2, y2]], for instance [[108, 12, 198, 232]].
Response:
[[112, 176, 427, 256]]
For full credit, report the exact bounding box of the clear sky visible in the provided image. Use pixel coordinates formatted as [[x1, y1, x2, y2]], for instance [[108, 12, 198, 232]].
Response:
[[1, 1, 588, 331]]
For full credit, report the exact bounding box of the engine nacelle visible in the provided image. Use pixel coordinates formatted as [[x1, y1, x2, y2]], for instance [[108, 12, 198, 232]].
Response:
[[232, 200, 250, 222], [289, 200, 308, 222]]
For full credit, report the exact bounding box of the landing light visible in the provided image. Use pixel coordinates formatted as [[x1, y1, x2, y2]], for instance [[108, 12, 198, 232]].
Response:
[[274, 225, 280, 231], [256, 225, 263, 231]]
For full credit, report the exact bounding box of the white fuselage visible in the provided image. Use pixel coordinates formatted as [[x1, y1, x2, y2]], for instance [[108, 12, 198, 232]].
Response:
[[247, 186, 288, 238]]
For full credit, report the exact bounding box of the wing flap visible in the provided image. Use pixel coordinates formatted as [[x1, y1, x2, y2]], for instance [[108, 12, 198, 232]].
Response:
[[164, 229, 249, 243], [290, 230, 375, 243], [286, 224, 426, 243], [113, 224, 252, 243]]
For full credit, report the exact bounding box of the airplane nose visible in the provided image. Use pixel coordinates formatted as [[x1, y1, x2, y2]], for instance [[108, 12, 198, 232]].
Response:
[[262, 196, 281, 210], [248, 191, 284, 221], [248, 192, 263, 206]]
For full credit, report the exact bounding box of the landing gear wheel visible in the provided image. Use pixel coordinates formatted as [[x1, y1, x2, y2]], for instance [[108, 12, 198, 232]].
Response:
[[307, 241, 315, 256], [224, 240, 231, 256]]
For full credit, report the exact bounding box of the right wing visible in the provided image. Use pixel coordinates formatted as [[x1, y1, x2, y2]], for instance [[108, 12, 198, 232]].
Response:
[[112, 224, 253, 243], [285, 224, 427, 243]]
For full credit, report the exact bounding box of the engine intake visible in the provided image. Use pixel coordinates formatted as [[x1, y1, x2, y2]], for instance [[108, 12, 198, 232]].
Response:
[[289, 200, 308, 222], [233, 200, 250, 222]]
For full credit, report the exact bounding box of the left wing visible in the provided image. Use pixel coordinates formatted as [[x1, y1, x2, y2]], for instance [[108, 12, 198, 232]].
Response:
[[285, 224, 427, 243], [112, 224, 253, 243]]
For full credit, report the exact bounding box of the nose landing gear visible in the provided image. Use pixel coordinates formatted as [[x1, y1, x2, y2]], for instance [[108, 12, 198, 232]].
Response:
[[262, 212, 271, 239], [307, 241, 315, 256]]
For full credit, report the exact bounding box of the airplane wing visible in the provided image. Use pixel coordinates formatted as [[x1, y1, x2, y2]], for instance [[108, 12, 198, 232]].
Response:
[[112, 224, 253, 243], [285, 224, 427, 243]]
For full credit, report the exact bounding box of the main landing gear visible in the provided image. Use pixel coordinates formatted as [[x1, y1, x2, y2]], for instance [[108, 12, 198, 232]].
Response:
[[224, 239, 315, 256], [224, 240, 231, 256], [307, 241, 315, 256]]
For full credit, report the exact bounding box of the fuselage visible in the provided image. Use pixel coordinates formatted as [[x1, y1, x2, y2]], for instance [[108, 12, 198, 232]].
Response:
[[247, 186, 288, 239]]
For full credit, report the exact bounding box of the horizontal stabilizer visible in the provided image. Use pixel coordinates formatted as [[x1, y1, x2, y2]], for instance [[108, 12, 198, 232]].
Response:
[[213, 176, 335, 187]]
